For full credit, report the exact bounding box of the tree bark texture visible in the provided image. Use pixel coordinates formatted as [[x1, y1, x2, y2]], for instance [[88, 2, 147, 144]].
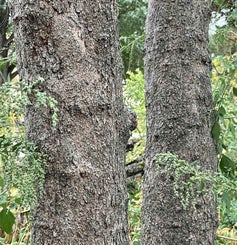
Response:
[[10, 1, 130, 244], [141, 1, 218, 244], [0, 0, 10, 85]]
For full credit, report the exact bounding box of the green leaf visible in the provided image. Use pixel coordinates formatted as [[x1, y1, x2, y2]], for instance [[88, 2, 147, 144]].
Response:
[[198, 180, 205, 193], [219, 155, 236, 176], [14, 198, 22, 205], [0, 208, 15, 234], [212, 121, 221, 141], [218, 106, 226, 117], [0, 194, 7, 208], [12, 141, 22, 152], [221, 191, 231, 210], [222, 143, 227, 150], [0, 177, 4, 188], [233, 87, 237, 97], [229, 122, 235, 137]]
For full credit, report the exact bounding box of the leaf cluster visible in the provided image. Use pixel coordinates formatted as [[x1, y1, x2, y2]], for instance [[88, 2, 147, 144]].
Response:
[[118, 0, 147, 74], [155, 153, 237, 210], [0, 59, 58, 237]]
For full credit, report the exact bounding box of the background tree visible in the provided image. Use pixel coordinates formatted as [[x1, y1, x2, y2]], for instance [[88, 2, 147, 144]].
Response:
[[9, 0, 131, 244], [0, 0, 16, 85], [118, 0, 147, 74], [210, 0, 237, 55], [141, 0, 218, 244], [1, 0, 237, 244]]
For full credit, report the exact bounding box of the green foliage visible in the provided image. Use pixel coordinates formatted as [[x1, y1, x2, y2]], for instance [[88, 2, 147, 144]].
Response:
[[117, 3, 147, 240], [128, 179, 142, 245], [118, 0, 147, 74], [219, 154, 236, 177], [123, 59, 237, 242], [123, 54, 237, 242], [212, 53, 237, 161], [211, 52, 237, 238], [156, 153, 237, 210], [0, 1, 236, 243], [0, 78, 47, 237], [209, 1, 237, 56], [212, 55, 236, 140], [228, 8, 237, 27], [211, 0, 235, 8], [124, 69, 145, 163], [0, 80, 44, 201], [209, 25, 237, 55], [124, 69, 145, 129], [123, 70, 144, 244], [0, 208, 15, 234], [25, 77, 59, 128], [0, 57, 58, 240]]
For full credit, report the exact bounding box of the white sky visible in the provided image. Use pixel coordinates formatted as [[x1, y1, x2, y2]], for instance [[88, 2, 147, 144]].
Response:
[[209, 12, 228, 35]]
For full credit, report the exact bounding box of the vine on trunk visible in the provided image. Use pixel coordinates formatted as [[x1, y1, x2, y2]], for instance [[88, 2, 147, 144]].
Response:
[[155, 153, 237, 209]]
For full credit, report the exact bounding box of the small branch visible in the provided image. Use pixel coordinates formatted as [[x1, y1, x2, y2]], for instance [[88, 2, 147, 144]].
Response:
[[10, 69, 18, 80], [217, 235, 237, 242], [126, 156, 143, 166], [8, 63, 16, 74], [126, 167, 144, 177], [126, 159, 144, 177], [20, 209, 30, 214], [6, 33, 14, 48], [126, 138, 139, 152]]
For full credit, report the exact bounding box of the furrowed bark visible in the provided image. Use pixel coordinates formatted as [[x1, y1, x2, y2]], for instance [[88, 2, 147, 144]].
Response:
[[141, 1, 218, 244], [0, 0, 10, 85], [10, 1, 130, 244]]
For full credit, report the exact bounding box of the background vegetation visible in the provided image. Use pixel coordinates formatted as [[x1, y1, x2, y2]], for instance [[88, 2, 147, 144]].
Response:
[[0, 0, 237, 244]]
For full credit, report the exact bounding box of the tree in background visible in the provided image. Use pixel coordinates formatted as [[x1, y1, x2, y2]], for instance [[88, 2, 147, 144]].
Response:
[[10, 0, 132, 244], [0, 0, 16, 85], [1, 0, 237, 244], [141, 0, 218, 244], [210, 0, 237, 55], [118, 0, 147, 74]]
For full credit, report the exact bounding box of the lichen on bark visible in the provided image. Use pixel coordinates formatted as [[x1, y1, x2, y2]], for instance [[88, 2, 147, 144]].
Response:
[[10, 0, 130, 244], [141, 0, 218, 244]]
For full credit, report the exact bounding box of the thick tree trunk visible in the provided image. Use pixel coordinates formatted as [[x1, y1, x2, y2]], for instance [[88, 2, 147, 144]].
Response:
[[10, 1, 130, 244], [141, 1, 218, 244]]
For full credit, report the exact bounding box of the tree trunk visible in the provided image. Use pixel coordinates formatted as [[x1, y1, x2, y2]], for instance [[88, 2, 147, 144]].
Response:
[[10, 1, 130, 244], [0, 0, 10, 85], [141, 1, 218, 244]]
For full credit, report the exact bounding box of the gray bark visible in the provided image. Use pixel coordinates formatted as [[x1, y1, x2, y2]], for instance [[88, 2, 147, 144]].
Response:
[[141, 0, 218, 244], [0, 0, 11, 85], [10, 1, 130, 244]]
